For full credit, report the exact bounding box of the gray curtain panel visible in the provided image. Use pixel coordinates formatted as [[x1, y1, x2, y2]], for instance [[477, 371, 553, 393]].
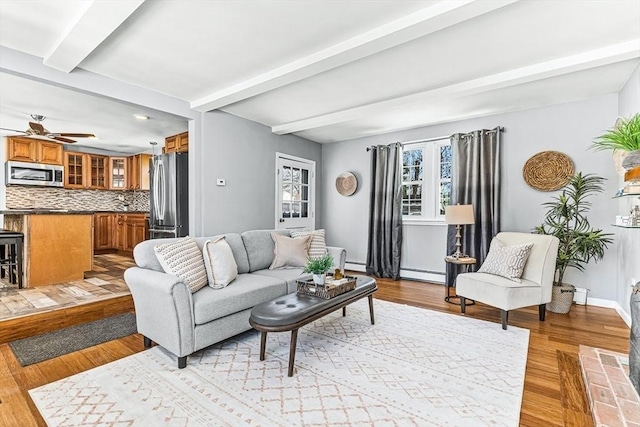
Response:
[[446, 128, 501, 287], [366, 142, 403, 280]]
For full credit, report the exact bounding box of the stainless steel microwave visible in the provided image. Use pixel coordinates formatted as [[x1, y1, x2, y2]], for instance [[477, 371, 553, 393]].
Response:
[[5, 161, 64, 187]]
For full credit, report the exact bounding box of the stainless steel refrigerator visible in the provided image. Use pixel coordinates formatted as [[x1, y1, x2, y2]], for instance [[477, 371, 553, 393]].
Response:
[[149, 152, 189, 239]]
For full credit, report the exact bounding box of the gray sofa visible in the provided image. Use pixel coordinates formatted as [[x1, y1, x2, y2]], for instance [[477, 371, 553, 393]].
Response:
[[124, 229, 346, 368]]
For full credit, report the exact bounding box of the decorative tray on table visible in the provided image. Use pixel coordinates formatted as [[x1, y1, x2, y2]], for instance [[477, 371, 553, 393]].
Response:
[[296, 275, 357, 299]]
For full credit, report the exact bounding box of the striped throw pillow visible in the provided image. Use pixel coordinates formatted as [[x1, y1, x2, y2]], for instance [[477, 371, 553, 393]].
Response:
[[154, 237, 208, 293], [290, 229, 327, 260]]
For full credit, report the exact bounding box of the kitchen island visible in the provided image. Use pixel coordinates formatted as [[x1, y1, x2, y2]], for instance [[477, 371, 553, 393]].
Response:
[[1, 210, 93, 287]]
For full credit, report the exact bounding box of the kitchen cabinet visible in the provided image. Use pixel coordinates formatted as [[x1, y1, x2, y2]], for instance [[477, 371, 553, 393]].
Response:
[[64, 152, 108, 189], [64, 152, 87, 189], [164, 131, 188, 153], [6, 137, 63, 165], [88, 154, 109, 189], [114, 213, 148, 253], [127, 154, 152, 190], [110, 157, 127, 190], [3, 212, 92, 287], [94, 213, 114, 250]]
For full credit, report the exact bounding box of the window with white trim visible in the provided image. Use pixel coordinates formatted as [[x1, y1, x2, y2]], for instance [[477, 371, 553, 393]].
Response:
[[401, 140, 452, 220]]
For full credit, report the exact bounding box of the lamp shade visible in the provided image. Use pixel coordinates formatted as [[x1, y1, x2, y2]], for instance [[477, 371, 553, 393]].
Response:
[[445, 204, 475, 225]]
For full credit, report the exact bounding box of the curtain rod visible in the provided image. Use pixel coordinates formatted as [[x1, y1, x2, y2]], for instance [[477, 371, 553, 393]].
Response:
[[365, 127, 505, 151]]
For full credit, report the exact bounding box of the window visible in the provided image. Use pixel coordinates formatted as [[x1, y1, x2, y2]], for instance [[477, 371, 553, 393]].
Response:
[[401, 140, 452, 221]]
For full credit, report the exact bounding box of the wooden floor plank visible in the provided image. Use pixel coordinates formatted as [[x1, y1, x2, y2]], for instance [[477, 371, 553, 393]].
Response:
[[0, 275, 630, 426], [557, 350, 593, 427]]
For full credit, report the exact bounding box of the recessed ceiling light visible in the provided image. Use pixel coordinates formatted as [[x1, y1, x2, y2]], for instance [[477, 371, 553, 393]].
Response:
[[134, 114, 149, 120]]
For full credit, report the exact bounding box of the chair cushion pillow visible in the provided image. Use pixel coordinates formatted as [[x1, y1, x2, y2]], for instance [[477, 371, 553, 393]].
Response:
[[290, 229, 327, 259], [154, 236, 208, 293], [477, 238, 534, 283], [269, 232, 311, 269], [203, 237, 238, 289]]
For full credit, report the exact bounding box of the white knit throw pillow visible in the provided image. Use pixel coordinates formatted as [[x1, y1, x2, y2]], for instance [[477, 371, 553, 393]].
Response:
[[154, 237, 208, 293]]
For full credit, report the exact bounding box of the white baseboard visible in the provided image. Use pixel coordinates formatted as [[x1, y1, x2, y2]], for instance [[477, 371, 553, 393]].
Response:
[[345, 262, 445, 284], [567, 297, 632, 327], [346, 263, 632, 327]]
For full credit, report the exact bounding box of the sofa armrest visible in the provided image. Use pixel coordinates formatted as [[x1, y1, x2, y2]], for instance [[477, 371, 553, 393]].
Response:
[[326, 246, 346, 273], [124, 267, 195, 357]]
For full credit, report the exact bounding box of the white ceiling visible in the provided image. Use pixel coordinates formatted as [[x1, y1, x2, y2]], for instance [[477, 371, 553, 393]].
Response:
[[0, 0, 639, 149]]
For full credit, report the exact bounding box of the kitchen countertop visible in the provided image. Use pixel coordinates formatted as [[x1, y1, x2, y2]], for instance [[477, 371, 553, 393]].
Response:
[[0, 210, 148, 215]]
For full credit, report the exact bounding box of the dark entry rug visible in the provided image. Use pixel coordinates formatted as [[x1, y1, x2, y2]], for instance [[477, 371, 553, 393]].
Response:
[[9, 312, 137, 366]]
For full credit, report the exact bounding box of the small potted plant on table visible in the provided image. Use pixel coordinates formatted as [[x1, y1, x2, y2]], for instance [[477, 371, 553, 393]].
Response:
[[303, 254, 334, 286]]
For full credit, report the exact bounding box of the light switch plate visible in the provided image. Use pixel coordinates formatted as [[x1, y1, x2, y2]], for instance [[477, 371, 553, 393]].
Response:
[[216, 179, 226, 186]]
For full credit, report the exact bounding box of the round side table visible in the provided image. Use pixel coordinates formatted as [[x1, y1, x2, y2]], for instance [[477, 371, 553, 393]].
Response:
[[444, 255, 476, 305]]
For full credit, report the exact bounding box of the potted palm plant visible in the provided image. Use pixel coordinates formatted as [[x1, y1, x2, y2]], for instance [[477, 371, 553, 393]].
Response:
[[591, 113, 640, 170], [534, 172, 614, 313], [302, 254, 334, 285]]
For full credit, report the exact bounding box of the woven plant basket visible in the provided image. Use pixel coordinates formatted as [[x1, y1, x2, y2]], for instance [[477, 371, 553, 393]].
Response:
[[548, 283, 576, 314]]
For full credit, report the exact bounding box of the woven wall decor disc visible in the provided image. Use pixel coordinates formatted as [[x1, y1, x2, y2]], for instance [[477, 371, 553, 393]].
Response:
[[336, 172, 357, 196], [522, 150, 574, 191]]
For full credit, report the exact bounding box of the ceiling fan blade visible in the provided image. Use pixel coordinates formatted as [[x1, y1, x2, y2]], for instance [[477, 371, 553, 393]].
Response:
[[50, 135, 76, 143], [55, 133, 96, 138], [29, 121, 46, 134], [0, 127, 29, 134]]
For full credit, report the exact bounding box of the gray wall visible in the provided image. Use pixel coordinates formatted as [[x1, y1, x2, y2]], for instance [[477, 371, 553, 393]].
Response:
[[192, 111, 323, 236], [616, 63, 640, 320], [322, 94, 621, 300]]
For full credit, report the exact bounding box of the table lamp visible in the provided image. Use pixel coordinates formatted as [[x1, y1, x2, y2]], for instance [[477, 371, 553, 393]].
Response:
[[445, 204, 475, 259]]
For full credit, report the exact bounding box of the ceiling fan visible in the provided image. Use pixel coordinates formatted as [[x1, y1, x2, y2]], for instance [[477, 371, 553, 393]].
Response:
[[0, 114, 96, 143]]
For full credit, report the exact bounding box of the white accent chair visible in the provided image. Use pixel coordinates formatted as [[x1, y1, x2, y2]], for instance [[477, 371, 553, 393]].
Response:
[[456, 232, 560, 330]]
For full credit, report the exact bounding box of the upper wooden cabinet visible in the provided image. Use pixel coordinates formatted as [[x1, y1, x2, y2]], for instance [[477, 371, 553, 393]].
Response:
[[64, 152, 87, 189], [127, 154, 152, 190], [165, 132, 188, 153], [89, 155, 109, 190], [6, 137, 63, 165], [109, 157, 127, 190], [64, 152, 108, 189]]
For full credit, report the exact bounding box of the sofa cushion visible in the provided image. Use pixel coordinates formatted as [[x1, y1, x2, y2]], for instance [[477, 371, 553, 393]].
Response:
[[203, 237, 238, 288], [154, 237, 208, 293], [191, 273, 287, 325], [290, 229, 327, 259], [241, 229, 289, 272], [270, 232, 311, 269], [252, 268, 311, 293], [477, 238, 533, 283]]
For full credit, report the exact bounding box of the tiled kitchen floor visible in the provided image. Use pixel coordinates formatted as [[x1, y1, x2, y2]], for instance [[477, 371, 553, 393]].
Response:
[[0, 253, 133, 321]]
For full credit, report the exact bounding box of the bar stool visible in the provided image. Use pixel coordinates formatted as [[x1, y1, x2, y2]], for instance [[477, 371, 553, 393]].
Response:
[[0, 230, 24, 289]]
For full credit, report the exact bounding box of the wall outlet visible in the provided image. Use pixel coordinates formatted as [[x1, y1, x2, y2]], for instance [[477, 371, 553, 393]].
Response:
[[216, 179, 226, 186], [117, 195, 125, 201]]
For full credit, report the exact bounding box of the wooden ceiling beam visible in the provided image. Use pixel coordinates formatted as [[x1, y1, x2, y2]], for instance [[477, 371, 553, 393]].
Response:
[[43, 0, 146, 73], [272, 40, 640, 135], [190, 0, 520, 112]]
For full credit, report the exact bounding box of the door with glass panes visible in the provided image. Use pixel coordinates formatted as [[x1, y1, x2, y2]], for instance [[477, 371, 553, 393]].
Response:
[[275, 154, 315, 231]]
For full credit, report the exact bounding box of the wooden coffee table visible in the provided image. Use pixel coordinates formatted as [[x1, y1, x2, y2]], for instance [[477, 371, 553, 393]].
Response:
[[249, 276, 377, 377]]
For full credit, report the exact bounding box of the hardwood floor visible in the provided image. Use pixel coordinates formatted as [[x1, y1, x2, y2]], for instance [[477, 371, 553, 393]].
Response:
[[0, 276, 630, 426]]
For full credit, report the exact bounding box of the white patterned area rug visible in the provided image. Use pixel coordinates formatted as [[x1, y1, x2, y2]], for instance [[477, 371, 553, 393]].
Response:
[[30, 299, 529, 426]]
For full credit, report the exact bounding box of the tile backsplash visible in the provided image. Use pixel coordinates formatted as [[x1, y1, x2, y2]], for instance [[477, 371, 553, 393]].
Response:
[[6, 186, 150, 212]]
